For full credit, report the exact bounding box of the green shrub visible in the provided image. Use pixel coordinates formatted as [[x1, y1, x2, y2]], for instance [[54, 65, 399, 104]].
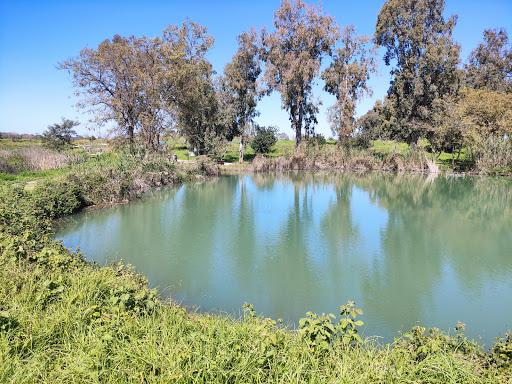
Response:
[[32, 180, 84, 218], [250, 125, 278, 154]]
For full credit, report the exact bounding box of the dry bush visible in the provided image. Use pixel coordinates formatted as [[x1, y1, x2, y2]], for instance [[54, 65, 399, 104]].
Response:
[[251, 154, 270, 172], [347, 156, 375, 171], [402, 147, 429, 172], [272, 156, 290, 171], [0, 150, 15, 173], [0, 147, 83, 174], [426, 159, 439, 174], [383, 153, 405, 172], [288, 152, 313, 170], [19, 147, 82, 171]]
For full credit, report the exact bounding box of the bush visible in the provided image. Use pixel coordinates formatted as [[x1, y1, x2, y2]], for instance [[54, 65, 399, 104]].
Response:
[[308, 133, 326, 146], [250, 125, 278, 154]]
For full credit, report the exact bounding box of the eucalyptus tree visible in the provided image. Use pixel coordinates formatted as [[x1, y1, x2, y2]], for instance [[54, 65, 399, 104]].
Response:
[[465, 28, 512, 93], [221, 28, 262, 162], [322, 25, 377, 142], [375, 0, 461, 144], [162, 21, 220, 154], [261, 0, 336, 147]]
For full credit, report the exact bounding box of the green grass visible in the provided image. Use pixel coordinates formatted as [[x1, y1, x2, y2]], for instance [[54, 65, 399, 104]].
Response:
[[0, 243, 508, 383]]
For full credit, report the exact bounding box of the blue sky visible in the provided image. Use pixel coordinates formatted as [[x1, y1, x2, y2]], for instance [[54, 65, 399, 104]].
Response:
[[1, 0, 511, 138]]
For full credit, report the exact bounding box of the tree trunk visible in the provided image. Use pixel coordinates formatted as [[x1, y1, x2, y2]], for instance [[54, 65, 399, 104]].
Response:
[[239, 136, 244, 163], [295, 118, 302, 149], [296, 101, 303, 150], [129, 126, 135, 155]]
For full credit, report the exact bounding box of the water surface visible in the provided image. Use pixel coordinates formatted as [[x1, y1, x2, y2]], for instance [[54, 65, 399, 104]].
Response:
[[55, 172, 512, 346]]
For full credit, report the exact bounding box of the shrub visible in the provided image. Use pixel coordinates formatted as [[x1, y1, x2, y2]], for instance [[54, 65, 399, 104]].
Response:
[[311, 133, 327, 146], [250, 125, 278, 154]]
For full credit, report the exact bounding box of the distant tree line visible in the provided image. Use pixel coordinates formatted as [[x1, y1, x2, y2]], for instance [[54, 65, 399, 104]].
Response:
[[0, 132, 40, 141], [59, 0, 512, 169]]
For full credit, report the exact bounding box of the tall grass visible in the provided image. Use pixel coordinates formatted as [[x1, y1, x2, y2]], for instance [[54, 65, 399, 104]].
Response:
[[0, 250, 507, 383], [250, 143, 432, 173], [0, 147, 83, 175]]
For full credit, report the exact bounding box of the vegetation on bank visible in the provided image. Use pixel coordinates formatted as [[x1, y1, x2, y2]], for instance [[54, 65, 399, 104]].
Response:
[[0, 153, 511, 382]]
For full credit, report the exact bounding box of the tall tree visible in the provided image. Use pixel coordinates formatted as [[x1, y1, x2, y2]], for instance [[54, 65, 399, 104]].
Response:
[[375, 0, 461, 144], [322, 25, 377, 141], [262, 0, 335, 148], [162, 21, 220, 154], [465, 28, 512, 93], [221, 28, 262, 163], [60, 20, 215, 152], [60, 35, 159, 150]]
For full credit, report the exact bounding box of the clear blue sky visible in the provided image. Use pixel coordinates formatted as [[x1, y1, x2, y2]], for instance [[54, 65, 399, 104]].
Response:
[[1, 0, 511, 138]]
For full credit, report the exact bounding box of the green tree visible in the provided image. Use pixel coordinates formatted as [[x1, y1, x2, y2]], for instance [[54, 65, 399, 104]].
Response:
[[262, 0, 335, 148], [458, 88, 512, 170], [174, 65, 222, 155], [250, 125, 278, 154], [465, 28, 512, 93], [161, 20, 220, 155], [60, 20, 215, 153], [375, 0, 461, 144], [358, 100, 385, 140], [221, 28, 262, 163], [458, 88, 512, 138], [42, 118, 79, 150], [322, 25, 377, 142], [424, 97, 466, 167], [60, 35, 160, 150], [358, 96, 399, 141]]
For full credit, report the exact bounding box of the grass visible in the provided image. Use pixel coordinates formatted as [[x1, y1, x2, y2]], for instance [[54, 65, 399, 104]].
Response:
[[0, 248, 508, 383], [0, 136, 478, 174], [0, 252, 504, 383]]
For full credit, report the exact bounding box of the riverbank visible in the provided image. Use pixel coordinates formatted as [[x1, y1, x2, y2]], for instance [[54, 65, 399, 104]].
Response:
[[1, 156, 511, 382]]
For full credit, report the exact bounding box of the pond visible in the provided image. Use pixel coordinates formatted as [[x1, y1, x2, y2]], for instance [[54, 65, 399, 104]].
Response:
[[54, 172, 512, 347]]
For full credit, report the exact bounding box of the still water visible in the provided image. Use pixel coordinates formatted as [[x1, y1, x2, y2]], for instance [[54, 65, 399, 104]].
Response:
[[55, 172, 512, 346]]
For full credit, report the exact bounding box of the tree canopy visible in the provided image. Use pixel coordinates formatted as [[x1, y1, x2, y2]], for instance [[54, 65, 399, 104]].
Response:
[[58, 0, 511, 168], [322, 25, 377, 141], [60, 20, 216, 153], [375, 0, 461, 144], [221, 28, 262, 161], [42, 118, 79, 150], [465, 28, 512, 93], [261, 0, 336, 147]]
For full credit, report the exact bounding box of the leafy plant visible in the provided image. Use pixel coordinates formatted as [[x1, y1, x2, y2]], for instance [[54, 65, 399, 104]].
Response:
[[400, 322, 480, 361], [250, 125, 278, 154], [299, 311, 337, 351], [299, 300, 364, 351], [338, 301, 364, 345], [490, 330, 512, 369]]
